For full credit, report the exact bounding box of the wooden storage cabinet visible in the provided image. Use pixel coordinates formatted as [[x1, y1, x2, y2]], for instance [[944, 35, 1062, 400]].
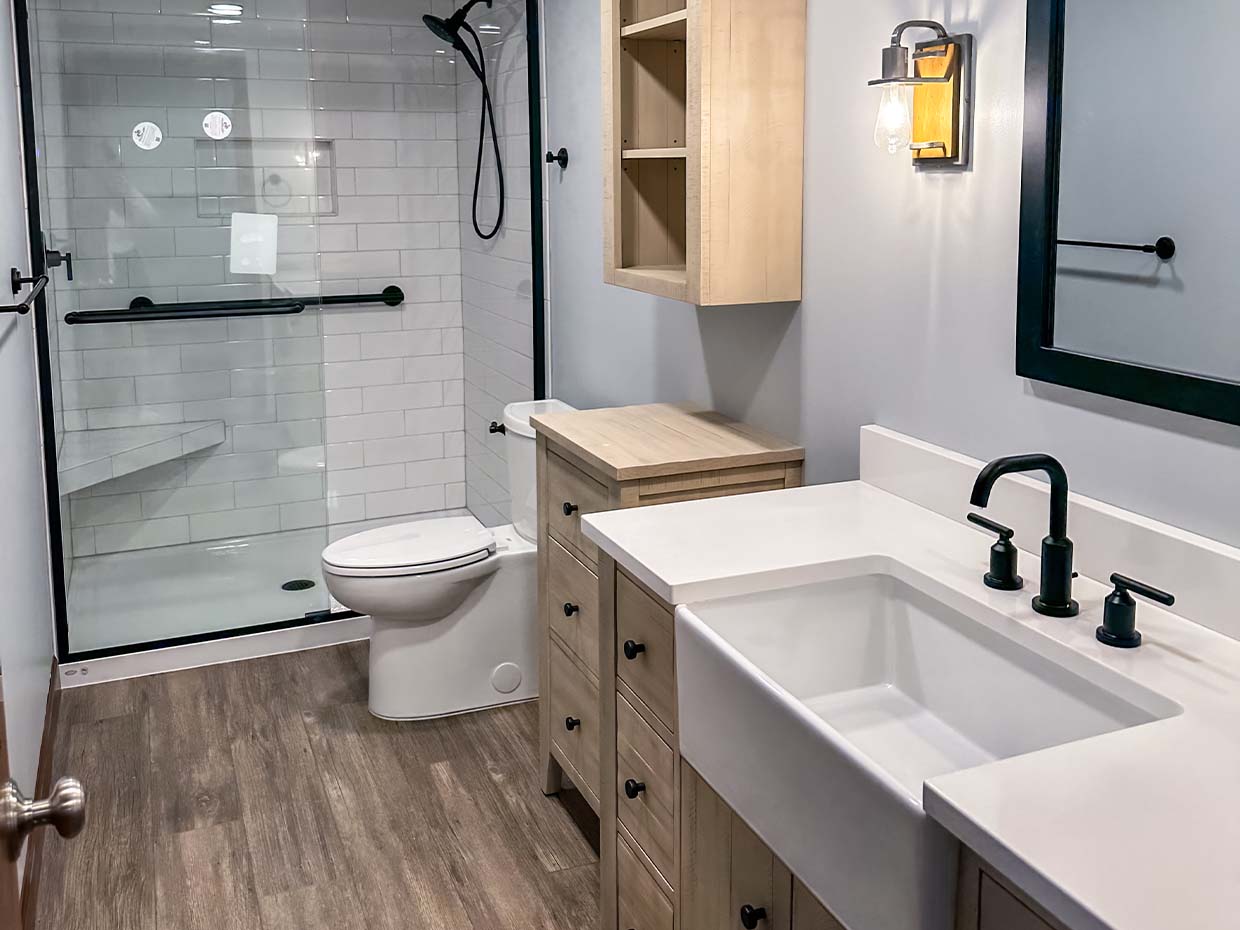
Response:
[[531, 404, 804, 930], [603, 0, 807, 305]]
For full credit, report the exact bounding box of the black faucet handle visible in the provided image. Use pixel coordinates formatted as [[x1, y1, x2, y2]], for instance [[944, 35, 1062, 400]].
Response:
[[967, 512, 1014, 540], [968, 513, 1023, 591], [1110, 573, 1175, 607], [1098, 574, 1175, 649]]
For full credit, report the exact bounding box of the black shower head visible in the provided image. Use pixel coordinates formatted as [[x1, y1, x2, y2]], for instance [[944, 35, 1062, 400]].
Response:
[[422, 0, 491, 49], [422, 13, 457, 45]]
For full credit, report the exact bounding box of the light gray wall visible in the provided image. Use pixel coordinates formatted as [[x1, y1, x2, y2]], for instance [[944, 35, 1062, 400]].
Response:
[[544, 0, 1240, 551]]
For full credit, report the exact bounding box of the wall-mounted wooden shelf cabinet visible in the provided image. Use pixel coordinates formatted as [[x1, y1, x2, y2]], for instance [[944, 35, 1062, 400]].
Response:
[[603, 0, 807, 306]]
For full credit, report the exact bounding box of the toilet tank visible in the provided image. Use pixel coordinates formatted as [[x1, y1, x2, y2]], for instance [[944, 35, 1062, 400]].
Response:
[[503, 399, 576, 542]]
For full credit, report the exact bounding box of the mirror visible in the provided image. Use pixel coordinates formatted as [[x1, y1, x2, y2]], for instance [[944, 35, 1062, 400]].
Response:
[[1016, 0, 1240, 425]]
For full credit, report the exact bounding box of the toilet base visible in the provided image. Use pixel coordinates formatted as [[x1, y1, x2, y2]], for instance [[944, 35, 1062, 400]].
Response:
[[367, 528, 538, 720]]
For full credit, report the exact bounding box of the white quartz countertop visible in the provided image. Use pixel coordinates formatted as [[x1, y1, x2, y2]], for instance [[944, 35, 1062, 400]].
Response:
[[582, 481, 1240, 930]]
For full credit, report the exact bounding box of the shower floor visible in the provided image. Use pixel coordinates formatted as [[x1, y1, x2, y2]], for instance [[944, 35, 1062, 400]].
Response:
[[67, 526, 336, 654]]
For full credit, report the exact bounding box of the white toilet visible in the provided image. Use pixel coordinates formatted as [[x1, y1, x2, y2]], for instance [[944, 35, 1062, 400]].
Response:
[[322, 399, 575, 720]]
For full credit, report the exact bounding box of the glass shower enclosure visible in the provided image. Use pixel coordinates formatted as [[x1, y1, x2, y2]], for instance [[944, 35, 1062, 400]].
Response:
[[17, 0, 545, 659]]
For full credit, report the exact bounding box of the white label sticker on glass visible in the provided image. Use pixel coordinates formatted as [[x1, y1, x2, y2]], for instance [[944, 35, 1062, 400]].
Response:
[[202, 111, 233, 140], [131, 121, 163, 151], [229, 212, 278, 276]]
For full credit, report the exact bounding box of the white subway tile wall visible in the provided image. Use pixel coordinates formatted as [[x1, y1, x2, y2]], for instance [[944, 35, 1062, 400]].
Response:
[[34, 0, 534, 557], [457, 0, 534, 527]]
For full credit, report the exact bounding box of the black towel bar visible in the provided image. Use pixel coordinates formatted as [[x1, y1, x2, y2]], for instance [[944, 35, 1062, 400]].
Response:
[[0, 269, 48, 315], [1057, 236, 1176, 261]]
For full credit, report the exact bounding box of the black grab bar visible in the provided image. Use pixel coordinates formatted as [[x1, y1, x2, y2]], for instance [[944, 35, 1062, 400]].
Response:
[[64, 285, 405, 325]]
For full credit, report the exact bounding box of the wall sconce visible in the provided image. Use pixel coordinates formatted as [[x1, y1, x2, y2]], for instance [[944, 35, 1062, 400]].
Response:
[[869, 20, 973, 167]]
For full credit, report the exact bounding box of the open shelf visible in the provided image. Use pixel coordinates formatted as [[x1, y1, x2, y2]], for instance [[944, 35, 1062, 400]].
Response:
[[620, 9, 687, 41], [622, 147, 687, 160], [605, 0, 803, 305]]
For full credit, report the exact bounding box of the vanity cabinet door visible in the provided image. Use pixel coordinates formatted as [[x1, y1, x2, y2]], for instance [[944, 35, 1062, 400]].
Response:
[[730, 818, 791, 930], [791, 880, 844, 930], [976, 875, 1055, 930], [682, 763, 791, 930]]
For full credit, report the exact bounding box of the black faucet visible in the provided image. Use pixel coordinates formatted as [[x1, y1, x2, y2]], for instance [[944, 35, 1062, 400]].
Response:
[[970, 454, 1079, 618]]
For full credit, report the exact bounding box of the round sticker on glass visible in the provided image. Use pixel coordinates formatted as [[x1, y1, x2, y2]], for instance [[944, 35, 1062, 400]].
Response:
[[131, 121, 163, 151], [202, 111, 233, 140]]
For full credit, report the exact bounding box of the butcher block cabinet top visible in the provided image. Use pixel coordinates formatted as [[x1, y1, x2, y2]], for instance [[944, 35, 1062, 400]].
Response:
[[529, 403, 803, 482]]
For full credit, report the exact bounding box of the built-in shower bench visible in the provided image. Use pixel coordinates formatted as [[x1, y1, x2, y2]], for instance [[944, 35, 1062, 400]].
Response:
[[57, 421, 225, 495]]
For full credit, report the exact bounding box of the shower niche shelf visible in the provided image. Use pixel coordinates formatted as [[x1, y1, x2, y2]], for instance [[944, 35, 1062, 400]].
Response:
[[603, 0, 806, 306]]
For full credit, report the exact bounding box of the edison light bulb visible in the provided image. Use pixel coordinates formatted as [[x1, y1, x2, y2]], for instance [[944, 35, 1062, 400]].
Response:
[[873, 84, 912, 155]]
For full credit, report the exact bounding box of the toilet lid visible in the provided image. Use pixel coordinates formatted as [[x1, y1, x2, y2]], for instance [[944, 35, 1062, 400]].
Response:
[[322, 516, 495, 577]]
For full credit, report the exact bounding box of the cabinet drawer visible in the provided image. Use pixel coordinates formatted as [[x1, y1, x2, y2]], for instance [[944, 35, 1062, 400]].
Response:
[[616, 571, 676, 732], [618, 832, 673, 930], [547, 537, 600, 679], [978, 875, 1056, 930], [616, 691, 676, 887], [549, 638, 600, 804], [546, 452, 608, 566]]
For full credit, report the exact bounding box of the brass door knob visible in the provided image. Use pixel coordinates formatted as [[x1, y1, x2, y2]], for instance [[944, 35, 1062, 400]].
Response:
[[1, 777, 86, 858]]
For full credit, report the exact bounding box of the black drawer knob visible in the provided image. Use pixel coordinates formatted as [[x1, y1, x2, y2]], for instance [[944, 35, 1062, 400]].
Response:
[[623, 778, 646, 799], [740, 905, 767, 929], [562, 501, 579, 516], [563, 602, 580, 617], [622, 640, 646, 661], [564, 716, 581, 731]]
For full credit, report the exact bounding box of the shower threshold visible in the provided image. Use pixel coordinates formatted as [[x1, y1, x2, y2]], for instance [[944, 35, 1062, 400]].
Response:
[[66, 525, 337, 655]]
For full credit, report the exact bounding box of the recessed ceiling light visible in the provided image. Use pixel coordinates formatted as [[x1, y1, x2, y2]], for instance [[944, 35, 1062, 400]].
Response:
[[207, 3, 243, 15]]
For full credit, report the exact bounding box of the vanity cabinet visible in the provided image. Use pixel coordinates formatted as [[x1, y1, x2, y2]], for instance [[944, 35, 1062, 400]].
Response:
[[602, 0, 807, 305], [531, 403, 804, 816]]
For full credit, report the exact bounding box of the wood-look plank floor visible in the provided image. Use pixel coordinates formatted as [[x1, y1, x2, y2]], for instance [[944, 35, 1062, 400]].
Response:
[[35, 642, 600, 930]]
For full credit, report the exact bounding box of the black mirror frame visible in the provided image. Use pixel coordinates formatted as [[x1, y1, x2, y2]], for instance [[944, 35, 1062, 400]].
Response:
[[1016, 0, 1240, 427]]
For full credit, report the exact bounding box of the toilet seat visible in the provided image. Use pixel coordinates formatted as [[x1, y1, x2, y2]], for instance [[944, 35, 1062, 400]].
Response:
[[322, 516, 496, 578]]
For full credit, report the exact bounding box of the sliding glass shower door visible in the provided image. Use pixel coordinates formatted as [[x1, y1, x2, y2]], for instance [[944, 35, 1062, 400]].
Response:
[[26, 7, 339, 655]]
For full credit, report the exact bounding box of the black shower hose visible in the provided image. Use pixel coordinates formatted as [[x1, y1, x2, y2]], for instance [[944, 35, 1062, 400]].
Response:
[[461, 21, 505, 240]]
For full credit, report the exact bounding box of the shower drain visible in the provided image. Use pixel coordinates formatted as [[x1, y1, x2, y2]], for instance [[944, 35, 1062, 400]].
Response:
[[282, 579, 316, 591]]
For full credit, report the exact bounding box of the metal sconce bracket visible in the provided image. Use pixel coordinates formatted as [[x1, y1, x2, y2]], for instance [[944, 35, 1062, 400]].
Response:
[[870, 21, 974, 168]]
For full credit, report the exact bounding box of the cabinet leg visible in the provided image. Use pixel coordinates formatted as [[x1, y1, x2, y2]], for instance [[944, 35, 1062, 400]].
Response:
[[542, 752, 564, 796]]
